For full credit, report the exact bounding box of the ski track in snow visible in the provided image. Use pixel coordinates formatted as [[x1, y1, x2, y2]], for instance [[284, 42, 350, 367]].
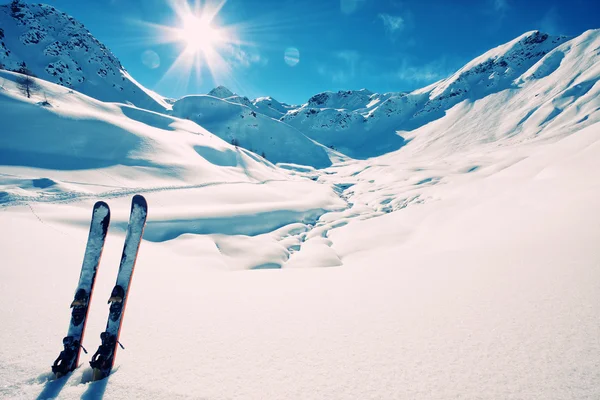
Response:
[[0, 177, 293, 207]]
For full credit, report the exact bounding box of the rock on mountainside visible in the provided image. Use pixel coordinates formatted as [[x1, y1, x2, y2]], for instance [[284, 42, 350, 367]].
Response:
[[0, 0, 168, 111], [305, 89, 375, 111]]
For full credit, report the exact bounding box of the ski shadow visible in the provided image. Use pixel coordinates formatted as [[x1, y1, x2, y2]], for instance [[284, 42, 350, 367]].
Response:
[[80, 378, 108, 400], [79, 367, 118, 400], [35, 372, 69, 400]]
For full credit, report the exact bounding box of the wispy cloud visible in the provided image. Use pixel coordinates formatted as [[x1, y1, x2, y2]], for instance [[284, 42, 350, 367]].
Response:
[[224, 46, 267, 68], [388, 58, 458, 85], [378, 13, 405, 35], [538, 7, 562, 34], [317, 50, 364, 84], [340, 0, 366, 15], [483, 0, 509, 32], [492, 0, 508, 12]]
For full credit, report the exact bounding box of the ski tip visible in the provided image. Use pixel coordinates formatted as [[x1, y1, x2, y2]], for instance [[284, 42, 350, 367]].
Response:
[[132, 194, 147, 209], [93, 201, 110, 211]]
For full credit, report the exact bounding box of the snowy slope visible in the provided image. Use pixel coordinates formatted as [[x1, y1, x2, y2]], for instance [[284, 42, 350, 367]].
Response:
[[171, 94, 333, 168], [0, 1, 169, 112], [1, 102, 599, 400], [0, 69, 343, 216], [252, 96, 296, 119]]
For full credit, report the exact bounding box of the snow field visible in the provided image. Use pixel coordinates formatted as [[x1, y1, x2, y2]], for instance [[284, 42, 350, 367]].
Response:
[[0, 25, 599, 400]]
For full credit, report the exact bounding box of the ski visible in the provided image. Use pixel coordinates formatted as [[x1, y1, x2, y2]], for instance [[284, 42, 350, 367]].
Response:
[[52, 201, 111, 379], [90, 195, 148, 381]]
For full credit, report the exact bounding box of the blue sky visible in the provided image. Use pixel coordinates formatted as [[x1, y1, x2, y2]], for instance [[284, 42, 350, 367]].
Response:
[[32, 0, 599, 104]]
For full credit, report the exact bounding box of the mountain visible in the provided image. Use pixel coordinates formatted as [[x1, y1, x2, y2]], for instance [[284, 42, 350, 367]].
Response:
[[280, 30, 581, 158], [0, 1, 168, 111], [0, 1, 331, 167], [305, 88, 375, 111], [207, 85, 235, 99], [1, 0, 597, 169], [206, 86, 296, 119], [252, 96, 297, 119], [171, 94, 333, 168]]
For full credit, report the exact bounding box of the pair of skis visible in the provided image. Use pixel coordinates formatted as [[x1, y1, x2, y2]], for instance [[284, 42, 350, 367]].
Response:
[[51, 195, 148, 381]]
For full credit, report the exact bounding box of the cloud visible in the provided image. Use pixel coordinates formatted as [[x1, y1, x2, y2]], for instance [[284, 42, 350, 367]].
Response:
[[317, 50, 364, 84], [336, 50, 360, 64], [538, 7, 562, 34], [378, 13, 405, 35], [224, 46, 267, 68], [483, 0, 509, 32], [389, 58, 458, 85], [340, 0, 366, 15], [492, 0, 508, 12]]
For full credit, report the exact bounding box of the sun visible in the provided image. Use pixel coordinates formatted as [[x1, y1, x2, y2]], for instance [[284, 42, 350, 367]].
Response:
[[142, 0, 255, 90], [177, 14, 223, 55]]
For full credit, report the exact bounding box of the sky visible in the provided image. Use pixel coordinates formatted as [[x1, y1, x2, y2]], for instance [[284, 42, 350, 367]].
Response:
[[26, 0, 600, 104]]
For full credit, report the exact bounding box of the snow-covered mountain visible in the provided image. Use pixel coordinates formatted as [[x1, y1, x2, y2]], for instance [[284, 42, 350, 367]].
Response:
[[171, 94, 333, 168], [280, 30, 583, 158], [206, 86, 296, 119], [0, 1, 168, 111], [252, 96, 297, 119], [207, 85, 235, 99]]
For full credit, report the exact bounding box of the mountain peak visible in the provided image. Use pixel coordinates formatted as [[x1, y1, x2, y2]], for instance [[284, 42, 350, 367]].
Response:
[[208, 85, 235, 99], [426, 29, 569, 102]]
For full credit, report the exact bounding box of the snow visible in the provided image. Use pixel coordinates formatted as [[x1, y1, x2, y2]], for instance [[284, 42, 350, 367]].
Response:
[[1, 16, 600, 400]]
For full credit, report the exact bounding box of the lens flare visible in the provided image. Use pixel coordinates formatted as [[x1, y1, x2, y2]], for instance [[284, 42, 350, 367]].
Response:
[[143, 0, 243, 90]]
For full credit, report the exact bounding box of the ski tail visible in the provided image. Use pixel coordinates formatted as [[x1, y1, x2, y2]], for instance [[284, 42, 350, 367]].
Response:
[[90, 195, 147, 381], [52, 201, 110, 378]]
